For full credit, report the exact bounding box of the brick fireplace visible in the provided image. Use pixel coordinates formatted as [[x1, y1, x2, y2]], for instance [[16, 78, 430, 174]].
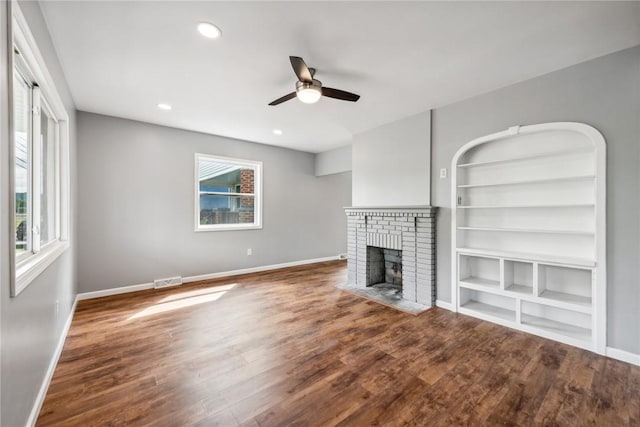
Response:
[[342, 207, 437, 313]]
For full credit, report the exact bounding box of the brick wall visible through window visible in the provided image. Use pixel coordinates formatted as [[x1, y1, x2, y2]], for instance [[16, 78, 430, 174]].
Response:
[[239, 169, 255, 223]]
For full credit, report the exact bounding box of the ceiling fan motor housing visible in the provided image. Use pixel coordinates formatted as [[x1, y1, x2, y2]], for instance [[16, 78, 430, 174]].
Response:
[[296, 79, 322, 92]]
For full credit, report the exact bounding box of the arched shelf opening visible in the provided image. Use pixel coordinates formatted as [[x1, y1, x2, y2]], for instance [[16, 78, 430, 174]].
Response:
[[450, 122, 606, 354]]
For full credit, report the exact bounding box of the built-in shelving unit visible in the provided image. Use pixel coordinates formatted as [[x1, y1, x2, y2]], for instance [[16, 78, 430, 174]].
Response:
[[451, 123, 606, 354]]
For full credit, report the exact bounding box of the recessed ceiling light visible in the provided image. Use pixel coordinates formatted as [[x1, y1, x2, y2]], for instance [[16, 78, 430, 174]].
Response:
[[157, 103, 172, 111], [273, 129, 283, 136], [197, 22, 221, 39]]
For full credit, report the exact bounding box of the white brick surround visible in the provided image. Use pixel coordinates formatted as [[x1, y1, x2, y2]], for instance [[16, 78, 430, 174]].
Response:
[[345, 207, 437, 307]]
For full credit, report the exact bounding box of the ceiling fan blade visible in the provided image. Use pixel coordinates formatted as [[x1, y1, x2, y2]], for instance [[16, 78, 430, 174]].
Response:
[[322, 87, 360, 102], [289, 56, 313, 83], [268, 92, 297, 106]]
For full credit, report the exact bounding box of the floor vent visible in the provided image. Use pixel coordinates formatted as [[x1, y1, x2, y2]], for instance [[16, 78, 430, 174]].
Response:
[[153, 276, 183, 289]]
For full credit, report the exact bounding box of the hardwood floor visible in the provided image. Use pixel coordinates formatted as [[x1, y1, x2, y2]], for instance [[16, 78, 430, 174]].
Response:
[[37, 260, 639, 426]]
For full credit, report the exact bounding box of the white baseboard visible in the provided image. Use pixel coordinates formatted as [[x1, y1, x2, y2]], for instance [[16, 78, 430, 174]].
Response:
[[435, 299, 455, 311], [26, 296, 78, 427], [606, 346, 640, 366], [77, 282, 154, 301], [77, 256, 342, 301], [183, 256, 340, 283]]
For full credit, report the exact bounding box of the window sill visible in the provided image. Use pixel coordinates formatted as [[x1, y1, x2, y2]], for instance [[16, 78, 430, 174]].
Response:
[[14, 240, 69, 296], [195, 224, 263, 232]]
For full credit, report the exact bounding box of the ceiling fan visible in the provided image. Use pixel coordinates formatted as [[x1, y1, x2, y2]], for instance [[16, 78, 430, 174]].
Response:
[[269, 56, 360, 106]]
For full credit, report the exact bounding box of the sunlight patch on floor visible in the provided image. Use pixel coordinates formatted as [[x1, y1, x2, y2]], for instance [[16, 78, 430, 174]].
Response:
[[128, 284, 236, 320]]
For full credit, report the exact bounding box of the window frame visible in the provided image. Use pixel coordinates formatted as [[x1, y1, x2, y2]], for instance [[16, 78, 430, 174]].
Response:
[[194, 153, 263, 232], [9, 3, 71, 297], [12, 66, 33, 262]]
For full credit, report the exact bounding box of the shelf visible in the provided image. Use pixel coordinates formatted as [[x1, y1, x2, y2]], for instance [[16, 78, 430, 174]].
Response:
[[521, 313, 591, 342], [457, 203, 595, 209], [457, 175, 594, 189], [460, 301, 516, 322], [457, 226, 594, 236], [456, 147, 592, 169], [540, 290, 592, 309], [457, 247, 595, 268], [461, 278, 531, 297], [505, 284, 533, 296], [459, 277, 500, 289], [460, 281, 592, 314], [460, 280, 527, 298]]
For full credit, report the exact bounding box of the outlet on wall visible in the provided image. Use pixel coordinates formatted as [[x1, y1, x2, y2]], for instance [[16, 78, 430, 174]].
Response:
[[440, 168, 447, 179], [247, 248, 252, 256]]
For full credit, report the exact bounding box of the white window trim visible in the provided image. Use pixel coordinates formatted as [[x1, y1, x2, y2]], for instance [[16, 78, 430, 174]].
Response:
[[194, 153, 263, 232], [9, 2, 71, 296]]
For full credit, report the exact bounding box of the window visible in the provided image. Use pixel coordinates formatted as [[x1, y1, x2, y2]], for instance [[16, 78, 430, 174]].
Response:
[[11, 4, 70, 296], [195, 154, 262, 231], [14, 76, 60, 258]]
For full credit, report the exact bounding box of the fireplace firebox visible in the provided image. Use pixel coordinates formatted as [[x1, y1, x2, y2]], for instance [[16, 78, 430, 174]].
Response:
[[366, 246, 403, 288]]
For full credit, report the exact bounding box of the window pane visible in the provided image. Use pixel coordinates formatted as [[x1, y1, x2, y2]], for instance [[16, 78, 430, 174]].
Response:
[[14, 73, 30, 255], [199, 195, 255, 225], [40, 108, 57, 245], [198, 160, 255, 194]]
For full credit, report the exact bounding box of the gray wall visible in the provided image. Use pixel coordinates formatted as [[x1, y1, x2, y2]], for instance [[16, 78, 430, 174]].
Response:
[[315, 145, 352, 177], [1, 2, 78, 426], [431, 46, 640, 354], [77, 112, 351, 293], [352, 111, 431, 207]]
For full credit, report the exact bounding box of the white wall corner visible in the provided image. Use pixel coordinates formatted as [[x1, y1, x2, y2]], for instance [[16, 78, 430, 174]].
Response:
[[315, 145, 353, 177], [436, 299, 455, 311]]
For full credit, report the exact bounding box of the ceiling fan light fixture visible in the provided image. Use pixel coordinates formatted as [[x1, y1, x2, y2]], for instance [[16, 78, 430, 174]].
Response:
[[296, 88, 321, 104], [296, 81, 322, 104]]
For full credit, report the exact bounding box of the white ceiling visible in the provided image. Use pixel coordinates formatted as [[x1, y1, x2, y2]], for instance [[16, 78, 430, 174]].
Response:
[[40, 1, 640, 153]]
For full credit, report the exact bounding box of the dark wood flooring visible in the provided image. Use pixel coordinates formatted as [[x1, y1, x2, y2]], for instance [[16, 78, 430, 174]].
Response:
[[37, 260, 640, 426]]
